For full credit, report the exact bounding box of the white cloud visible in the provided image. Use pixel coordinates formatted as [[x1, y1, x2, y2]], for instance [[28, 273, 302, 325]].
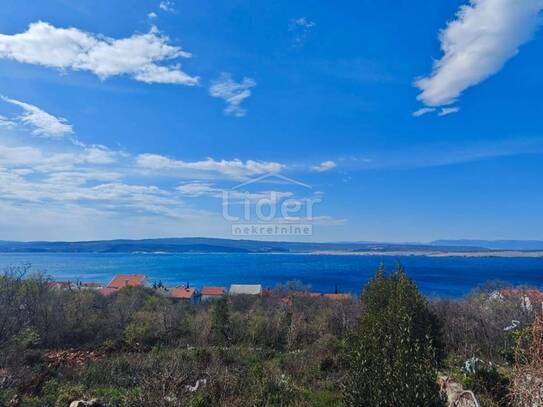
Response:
[[80, 146, 118, 164], [1, 96, 73, 138], [0, 114, 16, 129], [137, 154, 284, 179], [176, 182, 218, 197], [0, 140, 296, 240], [0, 101, 343, 239], [0, 143, 118, 172], [0, 144, 46, 167], [0, 21, 198, 85], [44, 170, 123, 186], [311, 160, 337, 172], [148, 12, 158, 19], [289, 17, 316, 47], [412, 107, 436, 117], [0, 138, 339, 239], [209, 73, 256, 117], [176, 182, 294, 202], [159, 1, 175, 12], [438, 106, 461, 116], [0, 196, 223, 241], [415, 0, 543, 108], [0, 149, 179, 211], [292, 17, 316, 29]]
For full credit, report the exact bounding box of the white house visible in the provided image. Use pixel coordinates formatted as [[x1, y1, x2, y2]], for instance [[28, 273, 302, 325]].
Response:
[[229, 284, 262, 296]]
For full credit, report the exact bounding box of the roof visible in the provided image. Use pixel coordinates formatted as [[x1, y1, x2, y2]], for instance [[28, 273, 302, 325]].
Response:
[[229, 284, 262, 295], [201, 286, 226, 296], [500, 288, 543, 303], [323, 293, 353, 301], [107, 274, 147, 289], [170, 287, 196, 299], [98, 287, 118, 297]]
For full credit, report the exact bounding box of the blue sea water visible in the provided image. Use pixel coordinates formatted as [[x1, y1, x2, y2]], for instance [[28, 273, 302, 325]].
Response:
[[0, 253, 542, 298]]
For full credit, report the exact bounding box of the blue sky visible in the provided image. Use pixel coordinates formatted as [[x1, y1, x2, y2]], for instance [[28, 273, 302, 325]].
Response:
[[0, 0, 543, 242]]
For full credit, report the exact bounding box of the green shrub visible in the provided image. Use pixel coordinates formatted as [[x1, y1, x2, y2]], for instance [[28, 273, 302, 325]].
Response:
[[343, 264, 445, 406], [123, 310, 161, 347]]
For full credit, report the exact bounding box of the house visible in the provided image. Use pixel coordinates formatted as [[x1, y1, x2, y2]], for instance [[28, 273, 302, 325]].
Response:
[[79, 282, 103, 290], [323, 293, 353, 301], [169, 287, 198, 303], [107, 274, 150, 289], [201, 286, 226, 301], [229, 284, 262, 296]]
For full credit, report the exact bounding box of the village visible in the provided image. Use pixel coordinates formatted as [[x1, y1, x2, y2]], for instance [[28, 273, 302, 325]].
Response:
[[46, 273, 543, 313], [47, 274, 355, 303]]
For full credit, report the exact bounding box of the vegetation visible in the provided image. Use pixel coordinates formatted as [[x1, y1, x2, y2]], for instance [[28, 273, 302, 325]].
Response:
[[0, 264, 541, 406], [509, 315, 543, 406], [343, 265, 444, 406]]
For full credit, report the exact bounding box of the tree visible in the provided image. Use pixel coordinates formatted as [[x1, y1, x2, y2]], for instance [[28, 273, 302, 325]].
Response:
[[210, 297, 231, 346], [343, 264, 445, 406]]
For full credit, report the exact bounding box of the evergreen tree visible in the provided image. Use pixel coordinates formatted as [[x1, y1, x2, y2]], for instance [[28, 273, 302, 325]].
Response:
[[343, 264, 445, 406], [210, 297, 231, 346]]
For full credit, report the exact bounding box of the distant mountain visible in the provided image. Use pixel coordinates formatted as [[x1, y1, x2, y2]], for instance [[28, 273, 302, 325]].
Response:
[[4, 237, 540, 254], [0, 237, 489, 254], [431, 240, 543, 251]]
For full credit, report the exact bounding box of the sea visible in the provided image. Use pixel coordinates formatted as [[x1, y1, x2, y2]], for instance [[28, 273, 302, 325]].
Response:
[[0, 252, 542, 298]]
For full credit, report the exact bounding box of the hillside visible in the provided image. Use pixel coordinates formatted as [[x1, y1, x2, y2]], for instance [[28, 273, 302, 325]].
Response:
[[0, 237, 489, 253]]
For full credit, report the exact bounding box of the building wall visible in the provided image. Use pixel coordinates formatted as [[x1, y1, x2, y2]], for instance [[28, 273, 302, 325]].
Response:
[[201, 294, 223, 302]]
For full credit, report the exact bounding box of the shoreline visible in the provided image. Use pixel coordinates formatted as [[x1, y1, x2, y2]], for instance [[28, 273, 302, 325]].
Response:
[[1, 250, 543, 258], [309, 250, 543, 258]]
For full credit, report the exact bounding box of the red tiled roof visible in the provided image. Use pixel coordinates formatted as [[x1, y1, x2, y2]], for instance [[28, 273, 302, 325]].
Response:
[[107, 274, 146, 289], [201, 286, 226, 296], [170, 287, 196, 299], [323, 293, 353, 301], [98, 287, 118, 297], [500, 288, 543, 303]]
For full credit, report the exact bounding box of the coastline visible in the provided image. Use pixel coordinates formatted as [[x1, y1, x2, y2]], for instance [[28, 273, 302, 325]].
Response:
[[309, 250, 543, 258], [1, 250, 543, 258]]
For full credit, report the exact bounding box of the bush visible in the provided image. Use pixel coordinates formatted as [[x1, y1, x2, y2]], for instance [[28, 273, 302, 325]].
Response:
[[123, 310, 162, 347], [343, 264, 445, 406]]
